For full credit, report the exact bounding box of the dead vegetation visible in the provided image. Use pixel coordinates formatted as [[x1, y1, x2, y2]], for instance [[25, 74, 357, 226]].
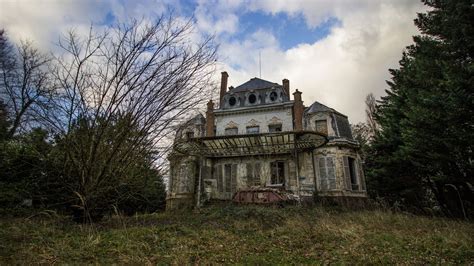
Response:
[[0, 205, 472, 264]]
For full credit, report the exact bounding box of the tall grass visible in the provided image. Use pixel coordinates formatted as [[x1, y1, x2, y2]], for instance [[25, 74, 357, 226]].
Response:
[[0, 205, 472, 264]]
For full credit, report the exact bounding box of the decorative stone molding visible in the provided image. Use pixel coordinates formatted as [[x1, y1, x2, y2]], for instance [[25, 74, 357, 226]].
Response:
[[268, 116, 282, 125], [225, 121, 239, 129], [246, 119, 260, 127]]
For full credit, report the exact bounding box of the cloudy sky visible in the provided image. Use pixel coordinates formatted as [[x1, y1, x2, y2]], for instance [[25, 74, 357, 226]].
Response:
[[0, 0, 426, 123]]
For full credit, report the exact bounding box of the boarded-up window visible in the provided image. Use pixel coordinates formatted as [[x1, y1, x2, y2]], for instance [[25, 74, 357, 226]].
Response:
[[315, 120, 328, 135], [318, 157, 336, 190]]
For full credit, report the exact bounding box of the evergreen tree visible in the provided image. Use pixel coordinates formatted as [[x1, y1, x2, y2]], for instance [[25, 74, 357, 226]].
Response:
[[368, 0, 473, 215]]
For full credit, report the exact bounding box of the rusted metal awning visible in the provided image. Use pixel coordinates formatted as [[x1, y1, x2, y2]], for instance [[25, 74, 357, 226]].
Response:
[[173, 131, 328, 157]]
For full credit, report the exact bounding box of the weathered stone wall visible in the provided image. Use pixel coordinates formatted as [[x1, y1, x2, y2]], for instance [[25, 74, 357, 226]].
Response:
[[205, 154, 298, 200], [166, 155, 199, 210], [313, 145, 367, 198]]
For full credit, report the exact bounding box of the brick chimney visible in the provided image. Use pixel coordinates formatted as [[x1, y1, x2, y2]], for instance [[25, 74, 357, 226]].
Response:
[[293, 89, 304, 131], [219, 71, 229, 107], [206, 100, 215, 137], [282, 79, 289, 98]]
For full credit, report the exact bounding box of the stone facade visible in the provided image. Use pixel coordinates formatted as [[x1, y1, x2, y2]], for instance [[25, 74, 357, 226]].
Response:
[[167, 73, 367, 209]]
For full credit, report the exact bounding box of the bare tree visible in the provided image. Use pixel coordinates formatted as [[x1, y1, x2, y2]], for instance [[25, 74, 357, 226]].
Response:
[[42, 16, 217, 221], [0, 30, 52, 137], [365, 93, 379, 139]]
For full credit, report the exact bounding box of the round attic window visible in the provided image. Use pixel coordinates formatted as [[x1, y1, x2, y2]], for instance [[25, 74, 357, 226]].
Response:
[[248, 94, 257, 104], [229, 96, 237, 106], [270, 91, 278, 102]]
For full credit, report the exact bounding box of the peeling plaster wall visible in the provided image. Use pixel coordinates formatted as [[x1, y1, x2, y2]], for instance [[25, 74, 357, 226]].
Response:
[[207, 155, 298, 200], [304, 112, 337, 137], [214, 105, 293, 136], [313, 145, 366, 197]]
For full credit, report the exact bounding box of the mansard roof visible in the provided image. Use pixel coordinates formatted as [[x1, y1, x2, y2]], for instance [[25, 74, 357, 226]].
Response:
[[305, 101, 353, 140], [232, 77, 281, 92], [305, 101, 346, 117]]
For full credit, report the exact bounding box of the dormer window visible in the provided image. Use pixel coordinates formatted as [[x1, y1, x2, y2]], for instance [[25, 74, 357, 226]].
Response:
[[269, 91, 278, 102], [248, 94, 257, 104], [315, 119, 328, 135], [229, 96, 237, 106]]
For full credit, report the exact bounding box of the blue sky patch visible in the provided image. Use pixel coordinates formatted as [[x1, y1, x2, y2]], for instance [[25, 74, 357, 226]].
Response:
[[236, 11, 340, 50]]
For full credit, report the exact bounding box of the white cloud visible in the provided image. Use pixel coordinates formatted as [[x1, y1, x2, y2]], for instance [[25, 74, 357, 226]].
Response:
[[207, 0, 426, 123], [1, 0, 427, 123]]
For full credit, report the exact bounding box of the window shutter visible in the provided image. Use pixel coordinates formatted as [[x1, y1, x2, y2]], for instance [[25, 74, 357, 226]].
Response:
[[327, 157, 336, 189], [288, 160, 296, 186], [216, 165, 223, 193], [224, 164, 231, 193], [358, 160, 366, 191], [343, 156, 351, 190], [246, 163, 253, 186], [318, 157, 327, 190], [231, 164, 237, 193], [254, 162, 261, 186]]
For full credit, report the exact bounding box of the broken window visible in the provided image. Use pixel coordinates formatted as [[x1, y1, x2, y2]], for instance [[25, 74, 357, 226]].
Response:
[[343, 156, 359, 190], [318, 156, 336, 190], [315, 119, 328, 135], [246, 126, 259, 134], [225, 127, 238, 135], [270, 161, 285, 185], [246, 162, 261, 186], [224, 164, 237, 193], [268, 124, 282, 132]]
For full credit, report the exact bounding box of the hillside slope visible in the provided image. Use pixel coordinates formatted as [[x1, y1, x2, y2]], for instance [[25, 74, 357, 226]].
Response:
[[1, 205, 473, 264]]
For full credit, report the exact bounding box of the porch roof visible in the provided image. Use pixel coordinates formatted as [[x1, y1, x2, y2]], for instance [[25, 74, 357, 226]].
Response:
[[173, 131, 328, 157]]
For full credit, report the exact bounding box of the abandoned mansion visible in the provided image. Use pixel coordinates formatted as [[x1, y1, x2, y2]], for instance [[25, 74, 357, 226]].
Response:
[[167, 72, 367, 209]]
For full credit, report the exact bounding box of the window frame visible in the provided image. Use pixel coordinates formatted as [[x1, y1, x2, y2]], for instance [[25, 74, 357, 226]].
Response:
[[246, 126, 260, 134], [270, 161, 285, 185], [315, 119, 328, 135], [225, 127, 238, 135], [228, 96, 237, 106], [343, 156, 359, 191], [268, 124, 282, 132], [317, 156, 336, 191]]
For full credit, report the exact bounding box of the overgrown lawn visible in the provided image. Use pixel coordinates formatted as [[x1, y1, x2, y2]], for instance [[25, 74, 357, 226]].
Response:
[[1, 205, 472, 264]]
